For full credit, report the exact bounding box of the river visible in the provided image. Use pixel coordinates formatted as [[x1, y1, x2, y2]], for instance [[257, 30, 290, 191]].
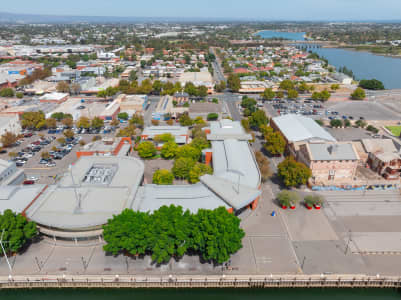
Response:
[[0, 288, 400, 299], [310, 47, 401, 89], [256, 30, 401, 89], [255, 30, 305, 41]]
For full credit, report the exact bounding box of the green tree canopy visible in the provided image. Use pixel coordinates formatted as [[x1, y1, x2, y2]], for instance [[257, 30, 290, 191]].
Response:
[[287, 89, 299, 100], [279, 79, 295, 91], [117, 112, 129, 120], [153, 169, 174, 185], [137, 141, 157, 158], [278, 157, 312, 187], [227, 74, 241, 92], [0, 209, 37, 253], [160, 141, 178, 159], [91, 117, 104, 129], [264, 132, 286, 156], [172, 157, 196, 179], [154, 133, 175, 144], [175, 145, 201, 161], [189, 163, 213, 183], [261, 88, 275, 101], [351, 87, 366, 100], [0, 88, 15, 97], [179, 113, 193, 126], [359, 79, 384, 90], [21, 111, 45, 129], [249, 109, 268, 130], [76, 116, 91, 129], [190, 137, 210, 151], [102, 206, 244, 265]]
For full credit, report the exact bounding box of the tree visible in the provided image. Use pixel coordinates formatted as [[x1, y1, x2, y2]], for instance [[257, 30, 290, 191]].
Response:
[[207, 113, 219, 121], [179, 113, 193, 126], [261, 88, 275, 101], [249, 109, 268, 130], [63, 129, 75, 139], [192, 207, 245, 264], [153, 169, 174, 185], [1, 132, 18, 147], [137, 141, 156, 158], [0, 209, 37, 253], [154, 133, 175, 144], [330, 84, 340, 91], [0, 88, 15, 97], [175, 145, 201, 161], [161, 141, 178, 159], [70, 83, 81, 95], [287, 89, 299, 100], [264, 132, 286, 156], [277, 190, 300, 207], [76, 117, 90, 129], [304, 194, 324, 208], [351, 87, 366, 100], [355, 119, 367, 128], [62, 117, 73, 128], [21, 111, 45, 129], [241, 118, 251, 132], [189, 163, 213, 183], [278, 157, 312, 187], [172, 157, 196, 179], [45, 118, 57, 129], [279, 79, 294, 91], [190, 137, 209, 151], [117, 125, 137, 137], [359, 79, 384, 90], [129, 70, 138, 81], [90, 117, 104, 129], [57, 137, 66, 145], [320, 90, 331, 101], [330, 119, 343, 128], [16, 92, 24, 99], [8, 152, 17, 159], [56, 81, 70, 93], [41, 151, 50, 159], [255, 151, 272, 182], [227, 74, 241, 92], [117, 112, 129, 120], [151, 119, 159, 126], [97, 90, 108, 99], [130, 114, 144, 128]]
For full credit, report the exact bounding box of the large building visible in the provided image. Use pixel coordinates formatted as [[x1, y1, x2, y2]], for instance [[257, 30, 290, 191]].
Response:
[[0, 114, 22, 138], [179, 71, 214, 94], [297, 142, 359, 184], [0, 120, 261, 240], [0, 159, 25, 185], [271, 114, 336, 157]]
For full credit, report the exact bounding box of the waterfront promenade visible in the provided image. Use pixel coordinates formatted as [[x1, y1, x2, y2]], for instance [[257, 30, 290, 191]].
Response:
[[1, 274, 401, 289]]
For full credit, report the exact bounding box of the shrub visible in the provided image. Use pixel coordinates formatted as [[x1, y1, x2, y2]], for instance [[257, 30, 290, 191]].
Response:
[[153, 169, 174, 185], [277, 190, 300, 207], [137, 141, 157, 158], [207, 113, 219, 121], [304, 194, 324, 207]]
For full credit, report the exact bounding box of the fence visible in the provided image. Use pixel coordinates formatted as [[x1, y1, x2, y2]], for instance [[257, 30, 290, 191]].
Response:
[[1, 274, 401, 289]]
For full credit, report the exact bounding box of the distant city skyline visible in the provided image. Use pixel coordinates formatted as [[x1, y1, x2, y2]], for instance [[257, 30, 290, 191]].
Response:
[[4, 0, 401, 21]]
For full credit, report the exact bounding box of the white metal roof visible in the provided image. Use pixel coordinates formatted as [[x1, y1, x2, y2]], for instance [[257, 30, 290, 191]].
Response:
[[273, 114, 336, 143]]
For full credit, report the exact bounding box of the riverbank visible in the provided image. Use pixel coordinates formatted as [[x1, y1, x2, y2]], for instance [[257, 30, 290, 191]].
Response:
[[1, 274, 401, 289]]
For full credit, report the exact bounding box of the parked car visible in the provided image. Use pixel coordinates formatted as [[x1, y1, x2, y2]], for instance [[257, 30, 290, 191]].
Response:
[[47, 162, 56, 167], [23, 180, 35, 185]]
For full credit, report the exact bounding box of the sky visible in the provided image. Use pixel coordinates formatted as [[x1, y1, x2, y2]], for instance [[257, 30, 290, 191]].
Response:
[[3, 0, 401, 21]]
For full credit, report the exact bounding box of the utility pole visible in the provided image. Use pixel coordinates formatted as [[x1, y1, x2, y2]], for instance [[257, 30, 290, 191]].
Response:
[[0, 229, 12, 272]]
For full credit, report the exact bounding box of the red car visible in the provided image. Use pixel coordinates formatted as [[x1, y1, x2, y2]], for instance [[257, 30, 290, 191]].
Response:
[[23, 180, 35, 185]]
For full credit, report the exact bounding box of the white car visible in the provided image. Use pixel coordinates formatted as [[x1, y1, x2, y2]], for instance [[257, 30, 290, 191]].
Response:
[[28, 176, 39, 181], [46, 162, 56, 167]]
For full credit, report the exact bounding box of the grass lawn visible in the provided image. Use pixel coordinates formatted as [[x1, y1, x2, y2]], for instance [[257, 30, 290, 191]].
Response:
[[386, 126, 401, 136]]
